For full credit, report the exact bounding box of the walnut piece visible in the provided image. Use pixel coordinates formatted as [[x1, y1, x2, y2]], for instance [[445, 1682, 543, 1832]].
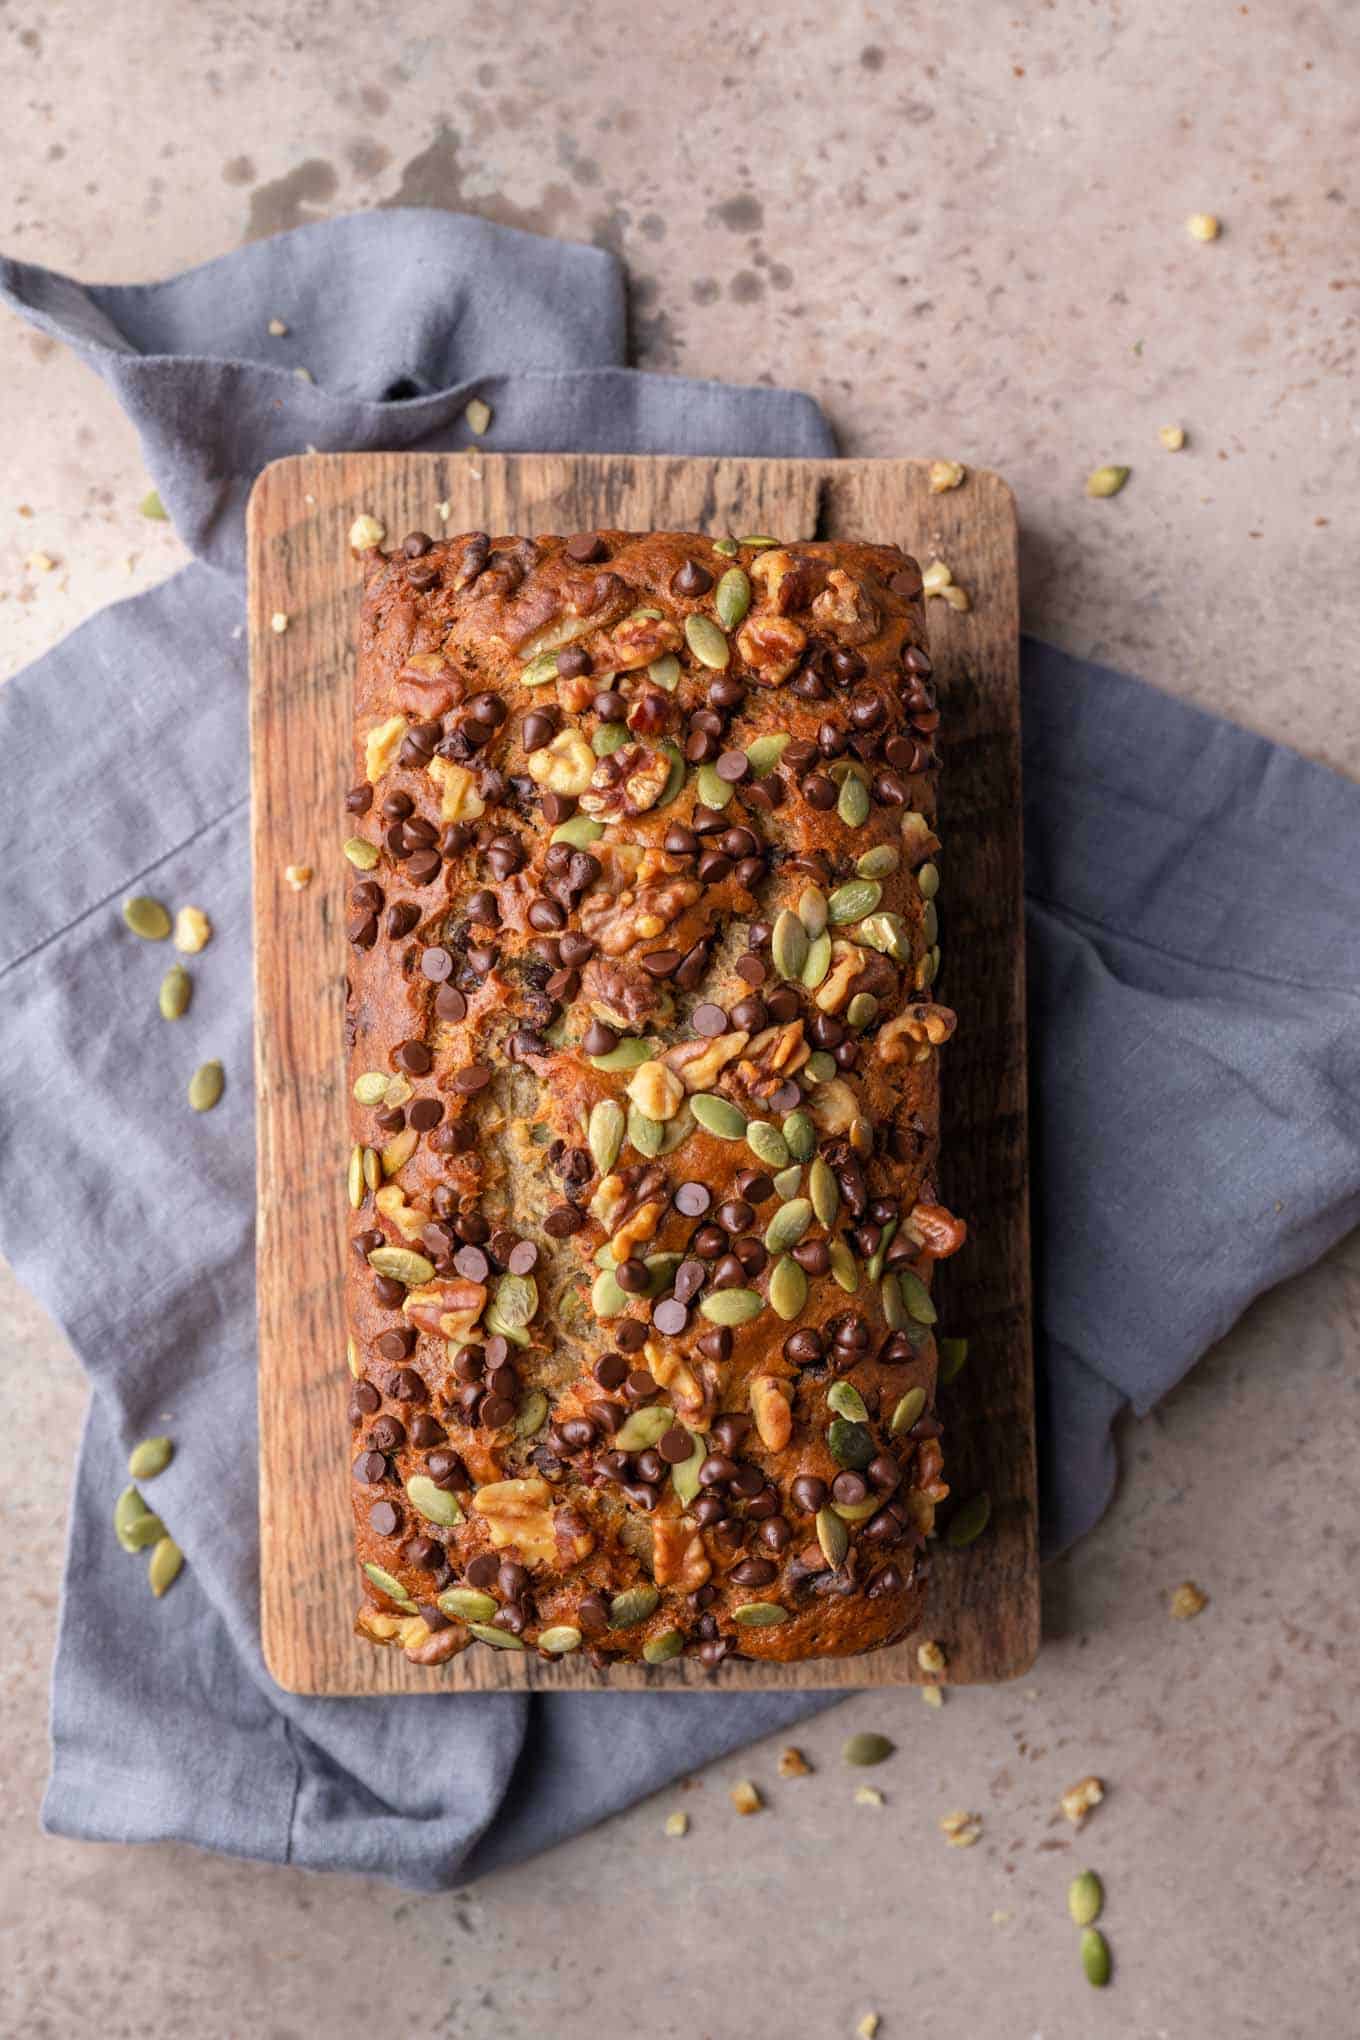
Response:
[[661, 1029, 750, 1092], [364, 714, 408, 783], [428, 755, 486, 821], [652, 1517, 711, 1591], [811, 568, 880, 644], [905, 1202, 968, 1260], [750, 1374, 793, 1451], [471, 1477, 559, 1567], [627, 1059, 685, 1122], [778, 1746, 813, 1778], [730, 1780, 764, 1816], [404, 1279, 488, 1344], [528, 728, 595, 797], [1170, 1580, 1208, 1621], [735, 612, 807, 685]]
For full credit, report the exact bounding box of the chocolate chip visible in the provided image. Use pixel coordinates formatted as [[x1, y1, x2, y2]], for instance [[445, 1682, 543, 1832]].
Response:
[[791, 1474, 829, 1512], [354, 1451, 388, 1484], [434, 984, 467, 1022], [640, 948, 682, 979], [674, 1181, 710, 1218], [408, 1097, 445, 1132], [564, 534, 606, 565], [389, 1368, 426, 1403], [734, 954, 767, 988], [453, 1063, 492, 1092], [393, 1039, 432, 1076], [672, 558, 714, 596], [466, 1552, 500, 1590], [352, 1380, 382, 1414], [651, 1297, 688, 1336], [616, 1319, 648, 1353], [508, 1240, 539, 1275], [346, 783, 374, 814], [582, 1019, 618, 1056], [691, 1001, 728, 1037], [348, 912, 379, 949], [368, 1501, 401, 1536], [544, 1203, 584, 1237], [454, 1244, 490, 1282], [420, 946, 454, 982], [730, 1557, 777, 1587], [715, 748, 749, 783], [664, 823, 697, 857]]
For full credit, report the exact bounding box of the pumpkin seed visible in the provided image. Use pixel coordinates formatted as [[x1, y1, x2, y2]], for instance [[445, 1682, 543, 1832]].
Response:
[[148, 1535, 184, 1598], [591, 1268, 628, 1318], [772, 1163, 803, 1200], [670, 1429, 706, 1505], [715, 567, 751, 629], [764, 1197, 812, 1254], [857, 911, 911, 961], [922, 899, 939, 946], [808, 1156, 839, 1226], [514, 1388, 549, 1438], [691, 1093, 747, 1139], [947, 1492, 992, 1549], [158, 964, 191, 1020], [630, 605, 664, 621], [732, 1601, 789, 1627], [827, 878, 882, 924], [188, 1060, 224, 1113], [362, 1146, 381, 1193], [589, 1036, 655, 1072], [1068, 1871, 1104, 1928], [865, 1219, 897, 1283], [588, 1098, 625, 1175], [519, 651, 559, 686], [114, 1486, 165, 1552], [797, 885, 828, 938], [842, 1731, 894, 1767], [592, 721, 630, 757], [713, 536, 740, 556], [648, 653, 681, 690], [881, 1272, 907, 1330], [684, 613, 729, 669], [816, 1506, 849, 1567], [347, 1145, 365, 1210], [771, 908, 809, 981], [832, 1496, 878, 1523], [614, 1405, 675, 1452], [782, 1109, 816, 1161], [346, 1337, 360, 1378], [747, 732, 790, 777], [539, 1624, 583, 1654], [655, 741, 687, 807], [1080, 1929, 1111, 1988], [643, 1628, 686, 1664], [828, 1417, 874, 1469], [627, 1106, 666, 1158], [128, 1436, 173, 1481], [364, 1562, 417, 1610], [846, 992, 878, 1029], [828, 1238, 860, 1291], [768, 1254, 808, 1321], [406, 1475, 464, 1527], [918, 861, 940, 900], [342, 836, 380, 870], [609, 1584, 660, 1628], [837, 773, 871, 828], [438, 1587, 497, 1623], [738, 533, 779, 548], [804, 1051, 836, 1084], [938, 1335, 969, 1384], [798, 930, 830, 990], [890, 1387, 927, 1436], [856, 843, 900, 879], [367, 1245, 435, 1286], [699, 1287, 764, 1326], [644, 1253, 682, 1298], [897, 1268, 937, 1324], [654, 1105, 694, 1155], [123, 894, 171, 940], [468, 1621, 526, 1651], [353, 1071, 389, 1105], [696, 762, 733, 810], [551, 813, 605, 848], [827, 1380, 868, 1423], [746, 1120, 790, 1169]]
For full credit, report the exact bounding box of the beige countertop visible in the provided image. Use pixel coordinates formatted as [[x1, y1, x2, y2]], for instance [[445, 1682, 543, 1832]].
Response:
[[4, 3, 1357, 2035]]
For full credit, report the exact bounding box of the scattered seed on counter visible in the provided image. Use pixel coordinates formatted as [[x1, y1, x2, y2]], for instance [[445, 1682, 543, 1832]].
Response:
[[1186, 211, 1221, 241], [173, 905, 212, 954], [1061, 1775, 1105, 1827], [158, 964, 192, 1020], [1159, 424, 1187, 451], [854, 1785, 885, 1807], [139, 488, 168, 520], [1081, 1927, 1112, 1987], [187, 1060, 225, 1113], [128, 1436, 174, 1480], [842, 1731, 894, 1767], [778, 1746, 812, 1778], [464, 396, 492, 436], [1068, 1870, 1104, 1926], [1086, 465, 1131, 498], [729, 1779, 764, 1816], [122, 895, 172, 940], [1170, 1580, 1209, 1620], [148, 1534, 185, 1598], [114, 1486, 165, 1552], [946, 1492, 992, 1548], [921, 1685, 945, 1710], [294, 365, 313, 383]]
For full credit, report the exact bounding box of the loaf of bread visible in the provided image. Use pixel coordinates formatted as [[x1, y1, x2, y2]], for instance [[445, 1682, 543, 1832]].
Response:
[[343, 526, 962, 1672]]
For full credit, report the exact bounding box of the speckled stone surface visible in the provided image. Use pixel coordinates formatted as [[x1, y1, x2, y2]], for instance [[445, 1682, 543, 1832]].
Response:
[[3, 4, 1358, 2035]]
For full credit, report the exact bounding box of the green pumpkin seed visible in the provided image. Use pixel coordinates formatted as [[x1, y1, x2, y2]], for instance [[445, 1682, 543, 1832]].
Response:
[[842, 1731, 895, 1767], [947, 1492, 992, 1549], [897, 1268, 937, 1324], [827, 879, 882, 924], [643, 1628, 686, 1664], [644, 1253, 682, 1296], [691, 1093, 747, 1139], [654, 1105, 694, 1155], [1080, 1929, 1111, 1989], [800, 930, 832, 990], [614, 1405, 676, 1452], [797, 886, 828, 937], [827, 1380, 868, 1423], [128, 1436, 173, 1481], [768, 1254, 808, 1321], [148, 1535, 184, 1598], [468, 1621, 526, 1651], [858, 911, 912, 961], [353, 1071, 389, 1105], [551, 813, 605, 848], [890, 1387, 927, 1436], [816, 1505, 849, 1567], [938, 1335, 969, 1384], [591, 1268, 628, 1318], [588, 1097, 625, 1175], [805, 1051, 837, 1083], [609, 1584, 660, 1628], [158, 964, 191, 1020], [732, 1601, 789, 1627], [364, 1562, 417, 1611], [715, 567, 751, 630], [828, 1417, 874, 1469], [367, 1245, 435, 1286], [489, 1271, 537, 1329], [771, 908, 809, 980], [745, 1120, 790, 1169], [846, 992, 878, 1029], [648, 653, 681, 690], [828, 1238, 860, 1292], [627, 1106, 666, 1158], [737, 533, 779, 548], [856, 843, 900, 879], [922, 899, 939, 947], [837, 774, 871, 828], [699, 1287, 764, 1326], [114, 1486, 165, 1552], [362, 1146, 381, 1193], [592, 721, 630, 757], [881, 1272, 907, 1330], [519, 651, 560, 686], [406, 1475, 464, 1527], [747, 732, 790, 777], [865, 1219, 897, 1283], [713, 536, 740, 557], [514, 1388, 549, 1438], [782, 1109, 816, 1161], [833, 1496, 878, 1524], [696, 762, 733, 810], [188, 1061, 224, 1113], [1068, 1871, 1104, 1928], [670, 1429, 706, 1505], [346, 1337, 361, 1378], [918, 861, 940, 900], [809, 1156, 839, 1226], [140, 488, 169, 521], [684, 613, 729, 669], [655, 741, 687, 807], [764, 1198, 812, 1254], [342, 836, 380, 871], [539, 1624, 583, 1654], [123, 894, 172, 940], [347, 1144, 365, 1210], [438, 1587, 498, 1623], [772, 1163, 803, 1200], [589, 1036, 656, 1072], [630, 605, 664, 621]]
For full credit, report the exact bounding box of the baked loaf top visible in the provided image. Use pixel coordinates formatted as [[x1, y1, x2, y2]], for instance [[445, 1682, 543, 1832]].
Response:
[[343, 527, 962, 1672]]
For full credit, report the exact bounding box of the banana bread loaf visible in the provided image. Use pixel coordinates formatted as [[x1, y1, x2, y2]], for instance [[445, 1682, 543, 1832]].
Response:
[[343, 526, 963, 1672]]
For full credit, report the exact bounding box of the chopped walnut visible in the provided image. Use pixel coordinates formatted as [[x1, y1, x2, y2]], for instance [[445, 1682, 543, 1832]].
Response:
[[579, 873, 703, 957], [917, 1638, 948, 1674], [1170, 1581, 1208, 1621], [356, 1607, 402, 1642], [610, 1196, 665, 1262], [903, 1202, 968, 1260], [374, 1183, 428, 1242], [661, 1029, 750, 1092], [627, 1059, 685, 1122], [857, 2016, 881, 2040], [741, 1018, 809, 1086], [595, 610, 683, 671], [778, 1746, 813, 1778], [349, 513, 386, 552], [730, 1779, 764, 1816], [471, 1477, 559, 1566], [748, 546, 819, 615], [645, 1341, 707, 1421], [854, 1786, 885, 1808], [811, 568, 880, 644], [920, 1685, 944, 1710], [403, 1279, 488, 1344], [528, 728, 595, 797], [815, 943, 869, 1014], [428, 755, 486, 821], [735, 612, 807, 684], [403, 1618, 468, 1666], [283, 863, 313, 891], [580, 743, 673, 819], [664, 1811, 689, 1838], [928, 460, 966, 493], [652, 1517, 711, 1591], [1060, 1775, 1105, 1827], [878, 1002, 958, 1060], [588, 1172, 631, 1232], [808, 1078, 859, 1134], [750, 1374, 793, 1451]]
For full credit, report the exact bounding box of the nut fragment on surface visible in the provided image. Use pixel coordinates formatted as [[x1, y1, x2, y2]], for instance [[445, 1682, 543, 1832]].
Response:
[[854, 1785, 885, 1807], [267, 317, 289, 336], [917, 1638, 947, 1674], [921, 1685, 944, 1710], [778, 1746, 812, 1779], [921, 558, 971, 610], [857, 2015, 881, 2039], [173, 905, 212, 954], [1061, 1774, 1105, 1827], [730, 1779, 763, 1816], [283, 863, 313, 891], [1086, 465, 1131, 498], [270, 611, 290, 634], [664, 1810, 689, 1837], [1186, 211, 1221, 241], [1170, 1580, 1208, 1621], [1159, 424, 1187, 451], [928, 459, 966, 493], [25, 549, 56, 573], [464, 396, 493, 436], [349, 512, 386, 552], [938, 1809, 982, 1847]]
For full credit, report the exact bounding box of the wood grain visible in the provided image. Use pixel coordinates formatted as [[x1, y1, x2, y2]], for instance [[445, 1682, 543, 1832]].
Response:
[[248, 453, 1035, 1695]]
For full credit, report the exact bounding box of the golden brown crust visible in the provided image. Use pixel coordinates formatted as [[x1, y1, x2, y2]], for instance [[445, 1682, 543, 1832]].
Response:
[[342, 528, 959, 1672]]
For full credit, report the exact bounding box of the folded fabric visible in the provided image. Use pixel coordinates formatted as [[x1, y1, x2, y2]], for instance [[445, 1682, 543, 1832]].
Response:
[[2, 209, 1356, 1890]]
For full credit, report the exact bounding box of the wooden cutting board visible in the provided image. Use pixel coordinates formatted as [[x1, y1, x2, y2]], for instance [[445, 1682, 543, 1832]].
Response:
[[248, 452, 1036, 1695]]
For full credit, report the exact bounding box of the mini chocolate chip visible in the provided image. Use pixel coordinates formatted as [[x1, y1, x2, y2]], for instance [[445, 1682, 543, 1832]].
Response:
[[408, 1097, 445, 1132], [715, 748, 749, 783], [354, 1451, 388, 1484], [691, 1001, 728, 1037], [652, 1298, 689, 1336], [368, 1501, 401, 1536], [393, 1040, 432, 1076], [582, 1019, 618, 1056], [421, 946, 454, 981], [673, 558, 714, 596], [453, 1063, 492, 1092], [434, 984, 468, 1022], [564, 534, 606, 564], [346, 783, 375, 814], [674, 1182, 710, 1217]]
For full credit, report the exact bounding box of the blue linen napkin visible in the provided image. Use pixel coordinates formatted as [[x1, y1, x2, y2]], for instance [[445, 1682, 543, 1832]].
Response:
[[2, 209, 1356, 1890]]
